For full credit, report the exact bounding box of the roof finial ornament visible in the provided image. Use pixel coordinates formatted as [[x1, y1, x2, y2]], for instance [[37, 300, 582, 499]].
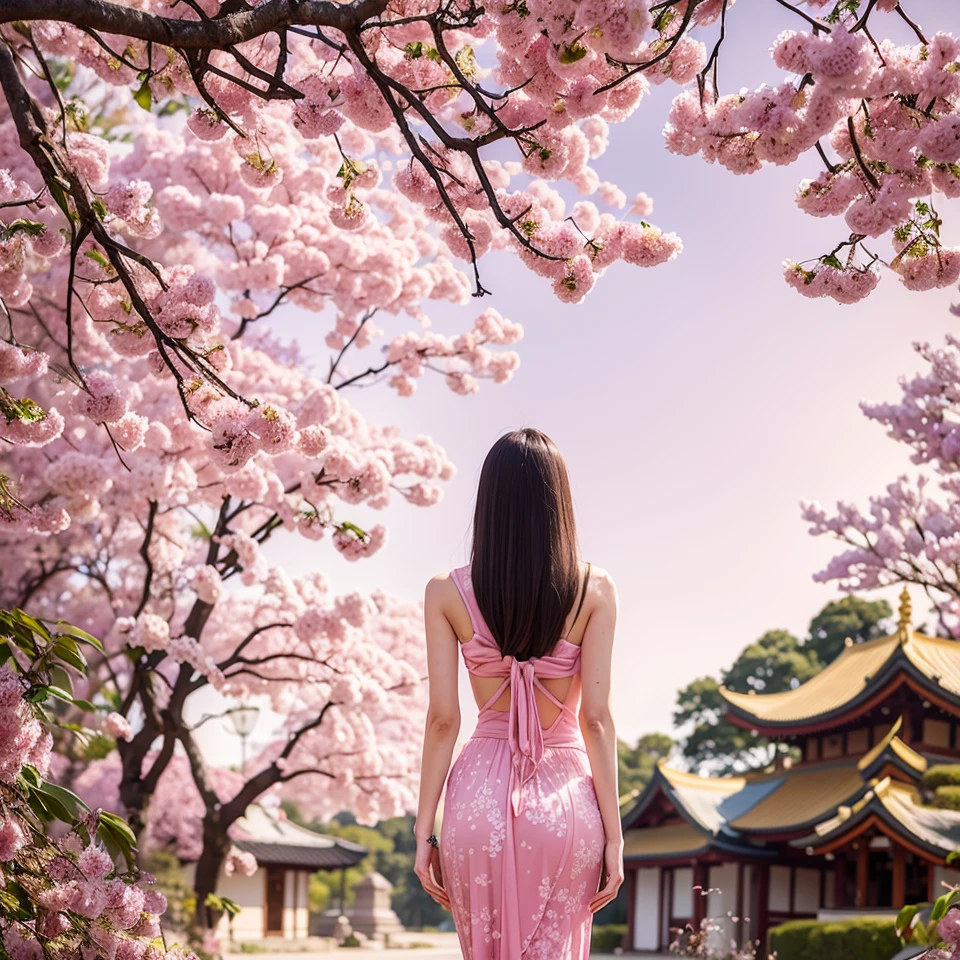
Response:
[[897, 587, 912, 644]]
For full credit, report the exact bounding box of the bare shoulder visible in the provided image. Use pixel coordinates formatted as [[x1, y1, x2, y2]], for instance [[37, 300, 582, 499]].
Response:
[[585, 564, 618, 611], [425, 572, 459, 608]]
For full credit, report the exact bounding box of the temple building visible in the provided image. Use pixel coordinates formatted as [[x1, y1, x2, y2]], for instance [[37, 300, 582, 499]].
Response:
[[620, 590, 960, 955]]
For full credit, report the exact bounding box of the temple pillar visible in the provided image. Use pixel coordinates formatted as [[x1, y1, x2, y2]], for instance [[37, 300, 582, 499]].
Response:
[[892, 844, 906, 908], [833, 856, 845, 909], [693, 862, 709, 928], [855, 843, 869, 908]]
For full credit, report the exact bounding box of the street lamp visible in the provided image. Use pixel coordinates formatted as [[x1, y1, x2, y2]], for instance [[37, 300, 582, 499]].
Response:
[[229, 703, 260, 774]]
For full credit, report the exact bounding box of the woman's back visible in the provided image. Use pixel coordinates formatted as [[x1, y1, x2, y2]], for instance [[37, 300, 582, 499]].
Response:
[[414, 429, 624, 960], [448, 561, 592, 730], [434, 561, 604, 959]]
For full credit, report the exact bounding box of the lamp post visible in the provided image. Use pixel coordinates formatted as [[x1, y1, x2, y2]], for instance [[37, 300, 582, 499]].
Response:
[[229, 703, 260, 775]]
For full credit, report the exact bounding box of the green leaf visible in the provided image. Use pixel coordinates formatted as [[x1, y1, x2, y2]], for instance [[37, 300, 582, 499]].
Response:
[[37, 781, 89, 820], [83, 249, 112, 273], [339, 520, 368, 541], [220, 896, 241, 918], [134, 80, 153, 111], [51, 665, 74, 697], [932, 893, 948, 922], [205, 893, 224, 911], [2, 218, 46, 239], [25, 786, 56, 824], [557, 42, 588, 64], [98, 811, 138, 869], [947, 850, 960, 865], [52, 639, 87, 673], [47, 179, 75, 222], [24, 685, 50, 703], [58, 623, 104, 651], [0, 882, 34, 922], [896, 904, 918, 937]]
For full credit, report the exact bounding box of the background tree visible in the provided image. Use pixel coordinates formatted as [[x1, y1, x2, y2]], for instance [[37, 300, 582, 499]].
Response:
[[618, 732, 674, 799], [804, 595, 894, 665], [674, 598, 890, 774]]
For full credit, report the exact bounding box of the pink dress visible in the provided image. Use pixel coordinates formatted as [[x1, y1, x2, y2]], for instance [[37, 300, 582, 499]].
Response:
[[440, 565, 605, 960]]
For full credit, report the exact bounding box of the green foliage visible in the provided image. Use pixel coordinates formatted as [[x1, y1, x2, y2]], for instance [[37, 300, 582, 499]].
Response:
[[0, 608, 184, 958], [804, 596, 893, 666], [897, 882, 960, 951], [591, 923, 627, 952], [923, 765, 960, 789], [618, 732, 673, 799], [285, 806, 448, 930], [933, 785, 960, 811], [674, 674, 777, 774], [768, 918, 901, 960], [144, 850, 195, 934], [675, 595, 889, 773]]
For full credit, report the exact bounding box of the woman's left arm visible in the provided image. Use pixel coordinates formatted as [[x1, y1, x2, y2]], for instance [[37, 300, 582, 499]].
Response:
[[413, 575, 461, 909]]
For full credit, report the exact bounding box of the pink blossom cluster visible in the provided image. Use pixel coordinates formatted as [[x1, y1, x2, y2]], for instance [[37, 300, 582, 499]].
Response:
[[665, 18, 960, 302], [935, 911, 960, 958], [0, 663, 197, 960], [0, 666, 52, 785]]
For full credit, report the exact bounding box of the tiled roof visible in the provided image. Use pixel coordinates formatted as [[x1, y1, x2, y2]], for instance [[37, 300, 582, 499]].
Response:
[[794, 780, 960, 858], [857, 718, 927, 778], [719, 631, 960, 728], [227, 804, 367, 870], [623, 823, 711, 860], [728, 762, 866, 833], [620, 718, 950, 860]]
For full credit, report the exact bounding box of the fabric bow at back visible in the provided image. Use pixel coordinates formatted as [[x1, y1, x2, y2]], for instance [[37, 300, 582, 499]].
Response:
[[461, 636, 581, 815]]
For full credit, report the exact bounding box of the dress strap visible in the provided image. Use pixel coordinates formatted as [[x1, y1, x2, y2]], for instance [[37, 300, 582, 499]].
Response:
[[449, 566, 485, 638], [570, 561, 591, 629]]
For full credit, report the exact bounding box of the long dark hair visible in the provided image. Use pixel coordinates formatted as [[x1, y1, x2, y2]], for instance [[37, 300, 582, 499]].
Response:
[[470, 428, 582, 660]]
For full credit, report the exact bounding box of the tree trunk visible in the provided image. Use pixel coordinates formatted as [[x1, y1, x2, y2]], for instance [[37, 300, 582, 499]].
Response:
[[192, 816, 231, 936]]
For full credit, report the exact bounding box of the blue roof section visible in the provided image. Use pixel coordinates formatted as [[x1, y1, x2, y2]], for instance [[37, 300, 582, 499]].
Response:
[[715, 777, 785, 825]]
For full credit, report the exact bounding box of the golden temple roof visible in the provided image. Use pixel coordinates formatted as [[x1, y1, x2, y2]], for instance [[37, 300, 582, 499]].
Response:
[[798, 779, 960, 858], [728, 762, 865, 832], [857, 718, 927, 776], [719, 624, 960, 729], [623, 822, 711, 859]]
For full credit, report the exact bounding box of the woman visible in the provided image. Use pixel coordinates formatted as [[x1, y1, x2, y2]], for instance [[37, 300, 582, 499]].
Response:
[[414, 428, 623, 959]]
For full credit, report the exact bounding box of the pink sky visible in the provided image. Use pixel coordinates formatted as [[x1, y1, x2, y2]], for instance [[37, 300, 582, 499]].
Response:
[[207, 1, 960, 758]]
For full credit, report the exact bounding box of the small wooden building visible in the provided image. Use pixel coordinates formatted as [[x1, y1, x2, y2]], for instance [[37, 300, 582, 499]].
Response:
[[621, 591, 960, 955], [184, 804, 367, 942]]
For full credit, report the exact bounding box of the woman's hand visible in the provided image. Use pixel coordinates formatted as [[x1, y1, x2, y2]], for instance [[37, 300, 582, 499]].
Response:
[[414, 837, 450, 911], [590, 838, 624, 914]]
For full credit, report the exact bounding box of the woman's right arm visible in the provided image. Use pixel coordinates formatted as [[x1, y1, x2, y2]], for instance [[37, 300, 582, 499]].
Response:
[[413, 575, 461, 910], [577, 568, 623, 914]]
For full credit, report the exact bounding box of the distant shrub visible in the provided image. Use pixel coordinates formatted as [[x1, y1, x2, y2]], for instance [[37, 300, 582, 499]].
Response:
[[768, 918, 900, 960], [934, 785, 960, 812], [592, 923, 627, 952], [923, 765, 960, 790]]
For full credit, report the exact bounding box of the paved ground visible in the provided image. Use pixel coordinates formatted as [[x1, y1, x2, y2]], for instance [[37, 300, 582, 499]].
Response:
[[223, 930, 653, 957]]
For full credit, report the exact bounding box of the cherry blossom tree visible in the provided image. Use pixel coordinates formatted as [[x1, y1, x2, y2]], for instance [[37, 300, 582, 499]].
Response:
[[2, 0, 960, 937], [804, 334, 960, 636]]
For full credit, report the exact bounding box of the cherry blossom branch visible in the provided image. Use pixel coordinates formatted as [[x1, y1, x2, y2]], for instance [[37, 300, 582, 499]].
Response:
[[0, 0, 391, 49]]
